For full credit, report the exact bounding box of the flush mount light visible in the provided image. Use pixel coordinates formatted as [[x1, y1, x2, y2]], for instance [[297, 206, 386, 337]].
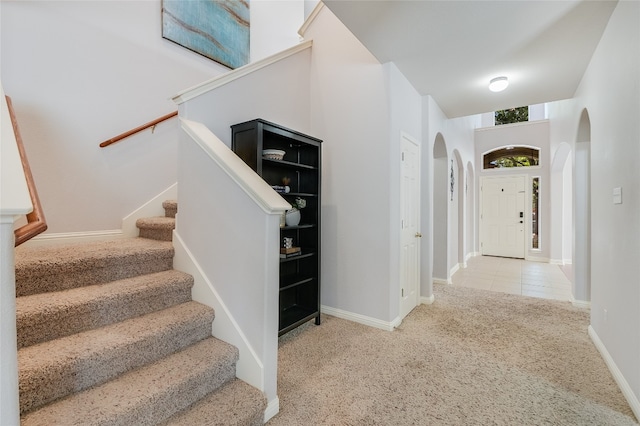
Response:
[[489, 76, 509, 92]]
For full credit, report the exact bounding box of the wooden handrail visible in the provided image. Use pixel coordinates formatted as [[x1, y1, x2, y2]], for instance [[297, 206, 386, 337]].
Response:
[[7, 96, 48, 246], [99, 111, 178, 148]]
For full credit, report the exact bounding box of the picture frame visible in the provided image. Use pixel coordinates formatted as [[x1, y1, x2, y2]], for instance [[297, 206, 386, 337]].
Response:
[[162, 0, 250, 69]]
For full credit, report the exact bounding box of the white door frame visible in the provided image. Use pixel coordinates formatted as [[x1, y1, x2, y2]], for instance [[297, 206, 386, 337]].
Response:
[[399, 132, 421, 320], [479, 174, 527, 258]]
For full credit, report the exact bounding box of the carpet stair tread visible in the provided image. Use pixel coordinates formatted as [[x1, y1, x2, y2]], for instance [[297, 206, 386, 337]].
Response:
[[136, 217, 176, 241], [162, 200, 178, 218], [136, 216, 176, 229], [161, 378, 266, 426], [20, 337, 239, 426], [15, 237, 174, 296], [17, 269, 194, 348], [19, 301, 215, 414]]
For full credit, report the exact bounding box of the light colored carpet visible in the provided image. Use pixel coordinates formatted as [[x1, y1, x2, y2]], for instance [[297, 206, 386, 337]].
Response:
[[270, 284, 638, 425]]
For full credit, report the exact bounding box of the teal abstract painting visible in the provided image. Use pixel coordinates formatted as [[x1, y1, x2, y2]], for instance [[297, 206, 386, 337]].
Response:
[[162, 0, 250, 69]]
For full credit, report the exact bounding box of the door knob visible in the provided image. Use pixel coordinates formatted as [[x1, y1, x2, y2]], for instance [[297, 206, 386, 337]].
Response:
[[415, 232, 422, 238]]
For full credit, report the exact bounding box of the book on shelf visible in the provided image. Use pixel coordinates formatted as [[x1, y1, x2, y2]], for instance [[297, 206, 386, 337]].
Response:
[[280, 247, 302, 259], [281, 247, 301, 254]]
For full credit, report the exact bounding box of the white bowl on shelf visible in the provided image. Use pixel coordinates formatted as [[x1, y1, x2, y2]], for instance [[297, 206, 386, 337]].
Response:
[[262, 149, 285, 160]]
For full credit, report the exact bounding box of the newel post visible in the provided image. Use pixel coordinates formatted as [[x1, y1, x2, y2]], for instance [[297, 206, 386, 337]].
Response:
[[0, 218, 20, 424]]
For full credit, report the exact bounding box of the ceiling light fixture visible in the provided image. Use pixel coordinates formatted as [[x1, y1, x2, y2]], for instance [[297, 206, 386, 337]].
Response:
[[489, 76, 509, 92]]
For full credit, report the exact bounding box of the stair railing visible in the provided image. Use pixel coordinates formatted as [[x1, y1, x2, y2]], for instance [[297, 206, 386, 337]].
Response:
[[5, 96, 48, 246], [99, 111, 178, 148]]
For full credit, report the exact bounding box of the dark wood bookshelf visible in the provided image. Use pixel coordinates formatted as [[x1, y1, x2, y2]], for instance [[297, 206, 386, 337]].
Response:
[[231, 119, 322, 336]]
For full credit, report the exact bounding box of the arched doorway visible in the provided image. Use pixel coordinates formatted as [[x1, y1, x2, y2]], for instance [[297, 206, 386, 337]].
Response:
[[433, 134, 448, 283], [574, 109, 591, 303]]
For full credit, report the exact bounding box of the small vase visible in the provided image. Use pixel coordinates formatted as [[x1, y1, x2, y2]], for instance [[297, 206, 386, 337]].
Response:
[[285, 209, 301, 226]]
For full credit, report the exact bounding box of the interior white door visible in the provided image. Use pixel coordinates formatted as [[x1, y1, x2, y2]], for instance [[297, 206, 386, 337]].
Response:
[[480, 175, 526, 258], [400, 134, 420, 320]]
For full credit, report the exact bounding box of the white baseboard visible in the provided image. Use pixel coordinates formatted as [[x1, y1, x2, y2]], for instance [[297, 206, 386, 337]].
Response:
[[550, 258, 573, 266], [421, 294, 435, 305], [321, 305, 400, 331], [588, 326, 640, 422], [263, 397, 280, 423], [525, 255, 550, 263], [450, 263, 460, 276], [432, 278, 449, 286], [122, 183, 177, 237], [570, 295, 591, 309], [25, 229, 125, 247]]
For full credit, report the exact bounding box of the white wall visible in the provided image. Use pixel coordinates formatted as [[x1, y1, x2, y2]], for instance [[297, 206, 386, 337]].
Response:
[[548, 0, 640, 414], [0, 0, 305, 234], [475, 120, 551, 261], [303, 6, 395, 323], [178, 49, 312, 144], [251, 0, 304, 62]]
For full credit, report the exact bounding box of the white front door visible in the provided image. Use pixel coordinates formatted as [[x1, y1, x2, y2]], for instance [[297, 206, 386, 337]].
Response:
[[480, 175, 526, 258], [400, 134, 420, 320]]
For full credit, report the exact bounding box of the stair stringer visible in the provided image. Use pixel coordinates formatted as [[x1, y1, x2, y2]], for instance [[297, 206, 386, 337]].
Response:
[[172, 231, 279, 423]]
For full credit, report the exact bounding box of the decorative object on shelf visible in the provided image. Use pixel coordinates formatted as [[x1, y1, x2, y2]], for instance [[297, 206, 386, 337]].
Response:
[[262, 149, 285, 160], [294, 197, 306, 209], [283, 237, 293, 249], [282, 177, 291, 186], [285, 196, 306, 227], [271, 185, 290, 193], [285, 208, 301, 227], [450, 159, 455, 201]]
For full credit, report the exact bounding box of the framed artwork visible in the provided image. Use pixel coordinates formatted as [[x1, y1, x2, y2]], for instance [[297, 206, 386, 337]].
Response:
[[162, 0, 250, 69], [450, 159, 455, 201]]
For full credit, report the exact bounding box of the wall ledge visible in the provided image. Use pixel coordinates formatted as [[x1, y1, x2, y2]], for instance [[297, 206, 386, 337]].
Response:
[[172, 40, 313, 105]]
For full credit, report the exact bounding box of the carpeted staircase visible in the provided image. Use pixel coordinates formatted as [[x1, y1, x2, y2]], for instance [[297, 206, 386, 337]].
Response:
[[14, 200, 266, 425]]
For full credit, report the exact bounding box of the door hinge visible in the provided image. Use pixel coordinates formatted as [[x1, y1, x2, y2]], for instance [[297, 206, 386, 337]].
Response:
[[402, 152, 405, 161], [402, 288, 404, 297]]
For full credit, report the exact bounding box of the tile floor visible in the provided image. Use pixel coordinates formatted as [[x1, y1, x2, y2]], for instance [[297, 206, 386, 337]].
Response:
[[451, 255, 573, 302]]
